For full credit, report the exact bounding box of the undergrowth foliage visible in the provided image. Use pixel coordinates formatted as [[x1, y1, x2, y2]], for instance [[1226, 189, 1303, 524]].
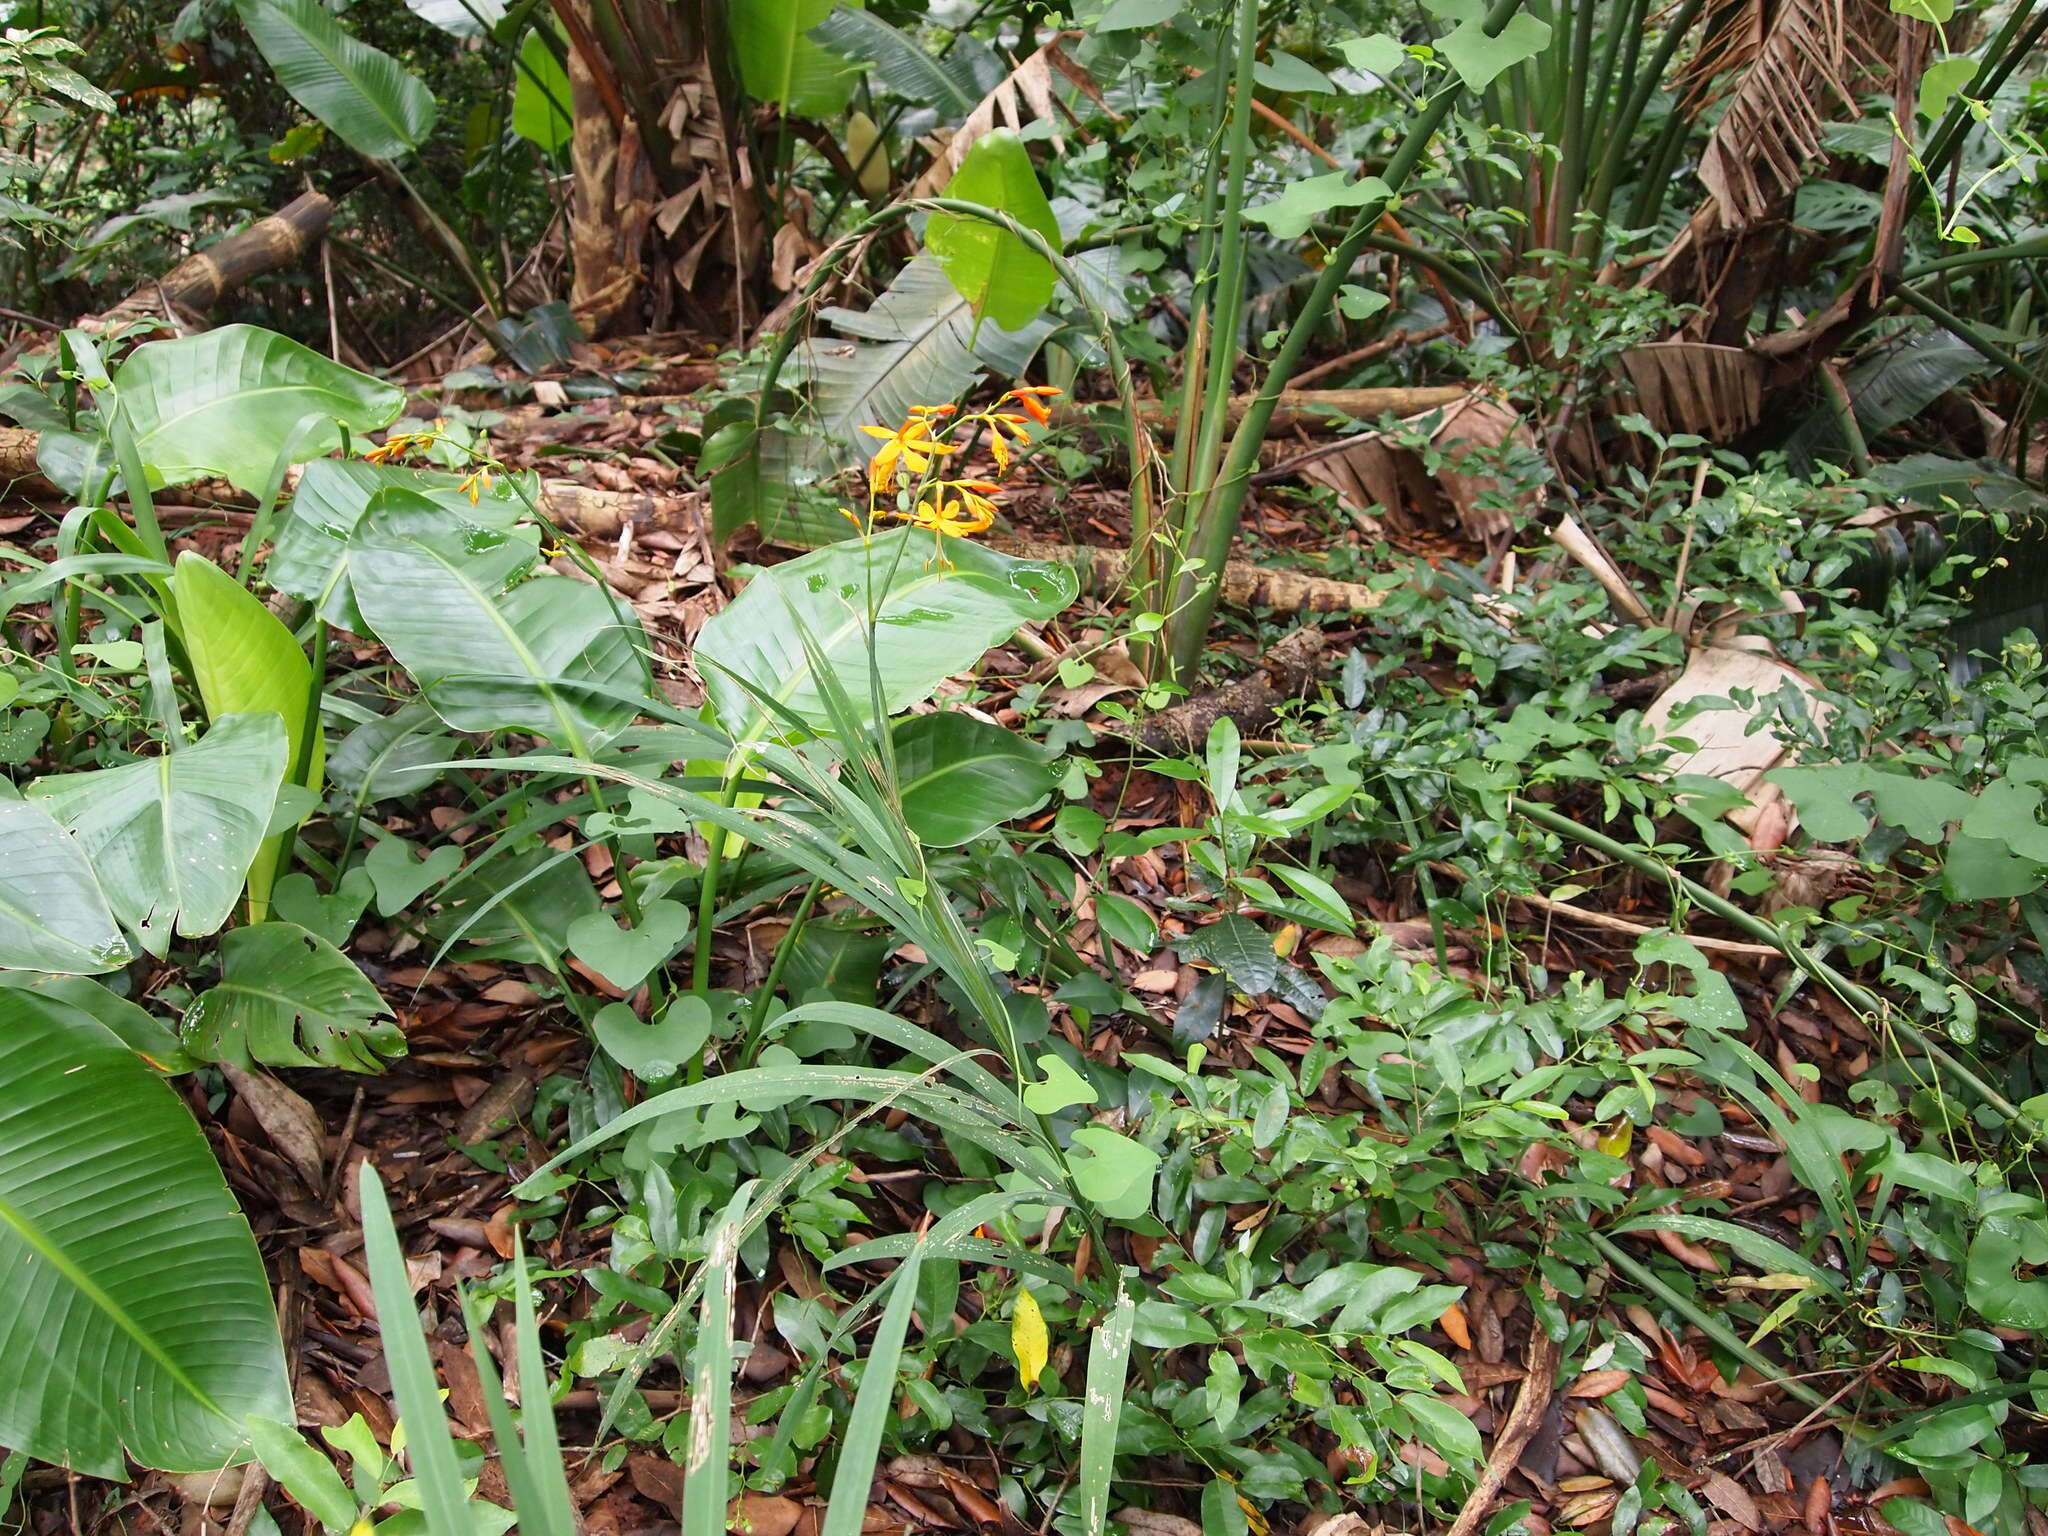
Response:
[[1, 0, 2048, 1535]]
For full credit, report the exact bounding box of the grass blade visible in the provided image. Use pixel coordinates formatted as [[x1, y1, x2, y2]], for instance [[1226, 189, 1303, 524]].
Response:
[[1078, 1278, 1136, 1536], [822, 1236, 930, 1536], [681, 1184, 753, 1536], [461, 1234, 575, 1536], [358, 1160, 476, 1536]]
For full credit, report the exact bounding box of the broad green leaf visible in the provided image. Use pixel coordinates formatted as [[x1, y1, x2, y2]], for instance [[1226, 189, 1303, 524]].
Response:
[[0, 973, 189, 1071], [695, 527, 1076, 736], [809, 7, 984, 116], [1245, 172, 1392, 240], [0, 990, 292, 1476], [1767, 764, 1873, 841], [1176, 914, 1278, 994], [512, 29, 572, 152], [1635, 931, 1744, 1032], [1336, 33, 1407, 76], [926, 130, 1062, 331], [236, 0, 438, 159], [327, 700, 459, 806], [1254, 50, 1335, 93], [1944, 834, 2043, 900], [348, 530, 648, 747], [1094, 891, 1158, 954], [270, 461, 531, 631], [730, 0, 859, 116], [0, 797, 128, 974], [183, 921, 403, 1072], [171, 552, 323, 920], [1890, 0, 1954, 21], [892, 712, 1055, 846], [29, 713, 288, 957], [110, 325, 403, 494], [1096, 0, 1178, 30], [244, 1416, 357, 1532]]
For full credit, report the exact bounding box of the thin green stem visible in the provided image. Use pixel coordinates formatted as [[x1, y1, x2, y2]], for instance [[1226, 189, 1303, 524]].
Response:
[[692, 766, 749, 994], [1892, 282, 2048, 400], [744, 877, 824, 1059], [1511, 796, 2029, 1124]]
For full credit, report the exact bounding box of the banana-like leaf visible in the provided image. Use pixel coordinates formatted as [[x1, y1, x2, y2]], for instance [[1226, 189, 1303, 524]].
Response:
[[0, 990, 292, 1476], [926, 129, 1062, 330], [0, 797, 128, 974], [809, 7, 1000, 116], [348, 525, 649, 746], [183, 920, 404, 1072], [402, 0, 505, 36], [797, 254, 1055, 475], [171, 552, 323, 920], [730, 0, 859, 116], [28, 713, 288, 957], [236, 0, 438, 160], [269, 461, 532, 632], [111, 325, 404, 494], [695, 527, 1077, 735], [892, 712, 1055, 846]]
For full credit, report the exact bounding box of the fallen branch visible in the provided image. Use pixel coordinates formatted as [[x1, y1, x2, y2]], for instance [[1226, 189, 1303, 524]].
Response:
[[1062, 386, 1467, 437], [990, 537, 1389, 615], [1442, 1312, 1560, 1536], [1108, 625, 1327, 752], [82, 191, 335, 334]]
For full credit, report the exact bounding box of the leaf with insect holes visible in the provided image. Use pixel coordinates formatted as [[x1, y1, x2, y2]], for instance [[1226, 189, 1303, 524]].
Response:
[[1022, 1053, 1096, 1114], [1011, 1286, 1049, 1390]]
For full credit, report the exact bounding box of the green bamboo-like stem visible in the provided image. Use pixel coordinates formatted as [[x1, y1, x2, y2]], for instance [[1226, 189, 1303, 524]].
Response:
[[1624, 95, 1693, 230], [1892, 282, 2048, 400], [1584, 0, 1709, 235], [1903, 231, 2048, 281], [1162, 0, 1531, 682], [1181, 0, 1266, 557], [691, 766, 750, 995], [1553, 0, 1602, 251], [1511, 796, 2029, 1124]]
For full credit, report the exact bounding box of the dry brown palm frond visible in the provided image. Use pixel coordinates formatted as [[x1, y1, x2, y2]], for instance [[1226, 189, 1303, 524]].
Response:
[[1673, 0, 1894, 225], [908, 36, 1109, 197], [1614, 342, 1765, 439]]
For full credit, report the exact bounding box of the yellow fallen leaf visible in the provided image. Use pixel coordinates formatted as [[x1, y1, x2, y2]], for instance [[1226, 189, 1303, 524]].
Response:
[[1011, 1285, 1049, 1391], [1272, 922, 1300, 957]]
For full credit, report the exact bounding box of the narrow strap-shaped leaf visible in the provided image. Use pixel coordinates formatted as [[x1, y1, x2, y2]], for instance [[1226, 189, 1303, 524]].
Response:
[[358, 1162, 476, 1536], [680, 1186, 753, 1536], [822, 1236, 930, 1536], [1077, 1279, 1136, 1536]]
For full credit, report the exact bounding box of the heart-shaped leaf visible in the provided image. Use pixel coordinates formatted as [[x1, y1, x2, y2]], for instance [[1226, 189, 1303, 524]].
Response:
[[1065, 1126, 1159, 1220], [593, 995, 716, 1080], [270, 867, 375, 948], [1022, 1052, 1096, 1114], [365, 836, 464, 917], [568, 900, 694, 991]]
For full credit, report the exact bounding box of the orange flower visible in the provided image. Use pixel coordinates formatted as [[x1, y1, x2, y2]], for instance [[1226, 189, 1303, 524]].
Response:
[[1002, 385, 1061, 426], [859, 414, 956, 492], [457, 467, 492, 503]]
